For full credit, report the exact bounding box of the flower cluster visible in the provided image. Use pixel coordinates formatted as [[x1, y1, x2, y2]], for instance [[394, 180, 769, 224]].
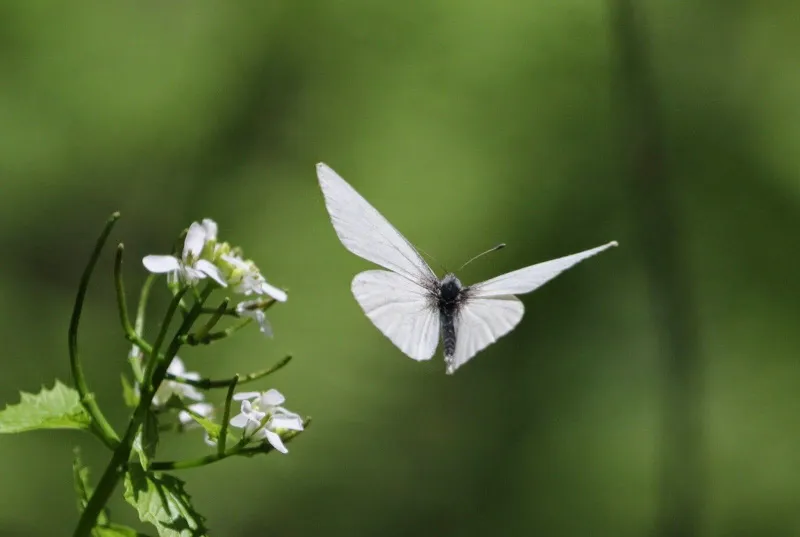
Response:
[[229, 389, 304, 453], [143, 218, 287, 335], [133, 218, 304, 455]]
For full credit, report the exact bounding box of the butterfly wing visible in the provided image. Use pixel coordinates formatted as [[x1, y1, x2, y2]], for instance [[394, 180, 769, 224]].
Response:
[[470, 241, 618, 297], [445, 241, 617, 373], [317, 162, 437, 284], [351, 270, 440, 361], [446, 295, 524, 374]]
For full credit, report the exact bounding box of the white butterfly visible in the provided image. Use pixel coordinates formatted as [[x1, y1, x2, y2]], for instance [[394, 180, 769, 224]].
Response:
[[316, 162, 617, 374]]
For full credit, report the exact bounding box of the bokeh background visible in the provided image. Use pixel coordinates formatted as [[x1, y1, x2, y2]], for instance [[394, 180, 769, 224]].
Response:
[[2, 1, 799, 536]]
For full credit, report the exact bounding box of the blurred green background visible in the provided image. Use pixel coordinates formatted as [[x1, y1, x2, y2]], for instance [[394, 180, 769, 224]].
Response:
[[2, 1, 800, 536]]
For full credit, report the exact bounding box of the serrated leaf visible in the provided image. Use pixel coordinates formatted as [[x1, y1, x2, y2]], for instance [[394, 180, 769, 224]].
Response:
[[132, 410, 159, 470], [73, 447, 109, 525], [94, 523, 153, 537], [0, 380, 91, 433], [121, 375, 140, 408], [123, 466, 208, 537]]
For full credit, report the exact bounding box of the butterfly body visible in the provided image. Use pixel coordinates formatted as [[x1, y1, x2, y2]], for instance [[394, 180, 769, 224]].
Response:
[[435, 273, 465, 361], [317, 162, 617, 374]]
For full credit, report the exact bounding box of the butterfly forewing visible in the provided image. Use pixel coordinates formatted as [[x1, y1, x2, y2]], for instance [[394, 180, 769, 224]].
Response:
[[470, 241, 618, 298], [317, 163, 436, 284], [351, 270, 440, 361], [447, 295, 524, 374]]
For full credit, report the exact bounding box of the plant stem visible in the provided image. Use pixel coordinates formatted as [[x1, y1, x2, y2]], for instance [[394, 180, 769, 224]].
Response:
[[187, 298, 230, 344], [114, 244, 135, 338], [68, 212, 121, 450], [165, 355, 293, 389], [127, 274, 156, 383], [217, 375, 239, 455], [72, 285, 214, 537], [148, 419, 311, 471], [135, 274, 156, 336], [611, 2, 704, 536]]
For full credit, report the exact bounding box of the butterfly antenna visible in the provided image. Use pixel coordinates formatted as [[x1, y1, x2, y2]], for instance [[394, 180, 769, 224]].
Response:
[[417, 246, 448, 274], [459, 243, 506, 271]]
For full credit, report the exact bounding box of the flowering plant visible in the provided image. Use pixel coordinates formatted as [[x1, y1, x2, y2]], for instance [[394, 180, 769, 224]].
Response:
[[0, 213, 309, 537]]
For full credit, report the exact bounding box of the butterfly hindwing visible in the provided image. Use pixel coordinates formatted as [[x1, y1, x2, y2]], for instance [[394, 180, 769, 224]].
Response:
[[446, 295, 524, 374], [351, 270, 440, 361]]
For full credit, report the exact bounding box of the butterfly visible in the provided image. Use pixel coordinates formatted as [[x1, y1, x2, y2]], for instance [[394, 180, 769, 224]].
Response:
[[316, 162, 617, 374]]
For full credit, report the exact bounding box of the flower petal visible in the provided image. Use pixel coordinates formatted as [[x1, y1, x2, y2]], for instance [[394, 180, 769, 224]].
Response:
[[183, 222, 207, 259], [183, 266, 204, 283], [261, 389, 285, 407], [248, 409, 266, 422], [270, 415, 304, 431], [233, 391, 261, 401], [167, 357, 186, 376], [201, 218, 218, 241], [221, 253, 247, 270], [229, 413, 249, 428], [188, 402, 214, 418], [238, 308, 273, 337], [196, 260, 228, 287], [142, 255, 181, 274], [182, 386, 205, 401], [251, 427, 268, 441], [260, 281, 288, 302], [264, 429, 288, 454]]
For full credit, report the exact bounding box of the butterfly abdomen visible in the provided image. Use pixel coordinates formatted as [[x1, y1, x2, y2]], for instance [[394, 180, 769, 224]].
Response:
[[441, 310, 457, 358], [437, 274, 466, 358]]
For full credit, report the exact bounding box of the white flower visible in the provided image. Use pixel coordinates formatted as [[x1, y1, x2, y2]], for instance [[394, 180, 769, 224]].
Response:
[[235, 299, 273, 337], [229, 389, 304, 454], [142, 221, 227, 287], [221, 254, 287, 302], [153, 357, 205, 406], [201, 218, 218, 241]]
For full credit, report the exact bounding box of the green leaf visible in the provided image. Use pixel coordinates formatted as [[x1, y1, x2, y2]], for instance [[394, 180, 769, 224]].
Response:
[[121, 374, 140, 408], [123, 466, 208, 537], [73, 447, 110, 526], [132, 409, 159, 470], [0, 380, 91, 433], [181, 409, 220, 443], [94, 523, 153, 536]]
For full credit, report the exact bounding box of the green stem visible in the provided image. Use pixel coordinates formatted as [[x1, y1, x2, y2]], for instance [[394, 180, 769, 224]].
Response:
[[198, 306, 238, 315], [113, 243, 135, 339], [68, 212, 121, 450], [148, 419, 311, 471], [135, 274, 156, 337], [128, 274, 155, 383], [72, 285, 213, 537], [187, 298, 229, 344], [195, 297, 275, 316], [217, 375, 239, 455], [200, 317, 251, 343], [144, 289, 189, 385], [165, 355, 293, 389]]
